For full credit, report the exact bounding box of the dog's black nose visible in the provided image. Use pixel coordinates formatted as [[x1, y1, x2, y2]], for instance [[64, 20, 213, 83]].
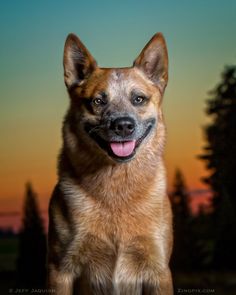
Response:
[[111, 117, 135, 137]]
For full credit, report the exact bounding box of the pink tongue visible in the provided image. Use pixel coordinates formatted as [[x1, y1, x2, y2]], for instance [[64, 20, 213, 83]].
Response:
[[110, 141, 136, 157]]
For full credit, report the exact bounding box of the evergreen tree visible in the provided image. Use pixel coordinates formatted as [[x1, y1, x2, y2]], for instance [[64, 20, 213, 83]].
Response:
[[170, 169, 192, 271], [16, 182, 47, 288], [199, 65, 236, 269]]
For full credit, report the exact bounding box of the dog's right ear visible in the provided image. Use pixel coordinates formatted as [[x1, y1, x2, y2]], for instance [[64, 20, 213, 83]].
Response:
[[63, 34, 97, 90], [133, 33, 168, 94]]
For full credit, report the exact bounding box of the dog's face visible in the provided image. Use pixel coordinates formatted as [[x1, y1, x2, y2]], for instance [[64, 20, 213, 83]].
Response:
[[63, 33, 168, 162]]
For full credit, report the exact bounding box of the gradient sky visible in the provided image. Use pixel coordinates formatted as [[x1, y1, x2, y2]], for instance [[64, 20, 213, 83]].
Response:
[[0, 0, 236, 216]]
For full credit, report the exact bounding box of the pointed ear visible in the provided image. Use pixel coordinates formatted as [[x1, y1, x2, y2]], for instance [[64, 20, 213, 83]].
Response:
[[63, 34, 97, 90], [133, 33, 168, 94]]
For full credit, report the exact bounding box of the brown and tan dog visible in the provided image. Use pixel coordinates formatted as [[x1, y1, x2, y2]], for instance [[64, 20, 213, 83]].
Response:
[[47, 32, 173, 295]]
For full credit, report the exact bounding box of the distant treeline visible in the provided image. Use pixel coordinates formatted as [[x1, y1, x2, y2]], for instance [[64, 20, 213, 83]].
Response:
[[0, 228, 16, 238]]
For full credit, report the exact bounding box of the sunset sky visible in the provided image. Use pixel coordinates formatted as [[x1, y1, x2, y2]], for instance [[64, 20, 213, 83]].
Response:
[[0, 1, 236, 229]]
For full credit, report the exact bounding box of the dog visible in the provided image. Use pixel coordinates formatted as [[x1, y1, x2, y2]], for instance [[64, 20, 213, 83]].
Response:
[[47, 32, 173, 295]]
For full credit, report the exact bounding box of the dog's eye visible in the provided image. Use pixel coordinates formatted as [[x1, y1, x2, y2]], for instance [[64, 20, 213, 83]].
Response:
[[133, 96, 146, 105], [93, 97, 106, 106]]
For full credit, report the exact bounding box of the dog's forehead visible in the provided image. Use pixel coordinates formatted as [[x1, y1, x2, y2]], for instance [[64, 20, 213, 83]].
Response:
[[106, 68, 154, 100]]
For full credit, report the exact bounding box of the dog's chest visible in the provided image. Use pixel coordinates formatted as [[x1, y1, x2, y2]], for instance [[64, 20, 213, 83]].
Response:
[[66, 184, 156, 244]]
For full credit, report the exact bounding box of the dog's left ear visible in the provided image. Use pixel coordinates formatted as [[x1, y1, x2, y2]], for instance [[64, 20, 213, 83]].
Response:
[[133, 33, 168, 94]]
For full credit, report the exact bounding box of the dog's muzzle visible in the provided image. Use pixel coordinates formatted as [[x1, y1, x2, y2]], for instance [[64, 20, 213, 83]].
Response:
[[85, 117, 156, 162]]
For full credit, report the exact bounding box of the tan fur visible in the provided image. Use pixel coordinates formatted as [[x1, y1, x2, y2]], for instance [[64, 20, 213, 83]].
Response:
[[48, 33, 173, 294]]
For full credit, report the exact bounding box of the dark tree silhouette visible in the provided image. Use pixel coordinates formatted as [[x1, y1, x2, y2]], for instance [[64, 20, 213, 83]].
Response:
[[199, 65, 236, 269], [170, 169, 193, 271], [16, 182, 47, 288]]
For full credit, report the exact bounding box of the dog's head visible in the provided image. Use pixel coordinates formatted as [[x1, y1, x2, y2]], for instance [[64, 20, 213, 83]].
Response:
[[63, 33, 168, 163]]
